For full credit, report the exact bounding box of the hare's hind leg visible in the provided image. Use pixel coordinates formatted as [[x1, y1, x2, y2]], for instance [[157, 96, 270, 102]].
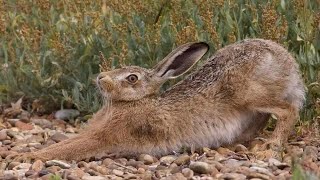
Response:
[[234, 113, 270, 144], [251, 101, 299, 159]]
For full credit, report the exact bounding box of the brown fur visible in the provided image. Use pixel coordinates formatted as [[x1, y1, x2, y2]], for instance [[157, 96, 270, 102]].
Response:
[[25, 39, 305, 161]]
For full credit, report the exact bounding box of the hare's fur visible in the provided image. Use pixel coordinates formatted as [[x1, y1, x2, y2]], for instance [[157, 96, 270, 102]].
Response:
[[26, 39, 305, 161]]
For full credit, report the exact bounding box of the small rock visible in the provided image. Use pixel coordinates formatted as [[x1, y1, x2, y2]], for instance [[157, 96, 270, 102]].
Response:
[[217, 147, 232, 155], [102, 158, 114, 166], [268, 158, 289, 169], [0, 129, 7, 141], [234, 144, 248, 152], [250, 166, 274, 177], [247, 172, 271, 180], [3, 170, 18, 180], [173, 154, 190, 165], [14, 121, 33, 131], [19, 111, 31, 123], [46, 160, 71, 169], [82, 175, 106, 180], [160, 155, 177, 165], [182, 168, 194, 178], [12, 163, 31, 170], [220, 173, 246, 180], [25, 170, 37, 177], [223, 159, 243, 169], [46, 165, 61, 173], [38, 169, 50, 177], [112, 169, 124, 176], [137, 168, 145, 174], [55, 109, 80, 121], [139, 154, 154, 165], [31, 119, 53, 128], [189, 161, 212, 174], [7, 162, 20, 170], [214, 153, 227, 161], [50, 133, 68, 143], [40, 173, 54, 180]]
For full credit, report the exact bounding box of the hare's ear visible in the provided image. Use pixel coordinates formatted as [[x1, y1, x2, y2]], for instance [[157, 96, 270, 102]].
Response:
[[151, 42, 209, 79]]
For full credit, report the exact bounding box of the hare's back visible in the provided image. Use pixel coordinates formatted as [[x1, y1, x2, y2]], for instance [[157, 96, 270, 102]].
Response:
[[213, 39, 304, 108]]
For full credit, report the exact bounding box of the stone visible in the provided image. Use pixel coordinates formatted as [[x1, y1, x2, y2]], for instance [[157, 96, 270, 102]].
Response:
[[82, 175, 106, 180], [25, 170, 37, 177], [14, 121, 33, 131], [247, 172, 271, 180], [46, 166, 61, 173], [102, 158, 114, 166], [7, 162, 20, 170], [0, 129, 7, 141], [112, 169, 124, 176], [268, 158, 289, 169], [234, 144, 248, 152], [173, 154, 190, 165], [160, 155, 177, 165], [189, 161, 212, 174], [219, 173, 246, 180], [12, 163, 31, 170], [45, 160, 71, 169], [55, 109, 80, 120], [31, 119, 53, 128], [2, 170, 18, 180], [182, 168, 194, 178], [250, 166, 274, 177], [38, 169, 50, 177], [50, 133, 68, 143], [138, 154, 154, 165]]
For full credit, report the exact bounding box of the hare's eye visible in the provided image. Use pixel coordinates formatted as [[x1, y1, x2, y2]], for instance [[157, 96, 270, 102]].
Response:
[[126, 74, 138, 83]]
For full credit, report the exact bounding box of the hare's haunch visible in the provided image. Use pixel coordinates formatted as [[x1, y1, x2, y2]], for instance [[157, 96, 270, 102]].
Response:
[[27, 39, 305, 161]]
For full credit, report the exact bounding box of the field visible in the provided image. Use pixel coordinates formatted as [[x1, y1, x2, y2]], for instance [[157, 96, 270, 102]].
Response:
[[0, 0, 319, 179]]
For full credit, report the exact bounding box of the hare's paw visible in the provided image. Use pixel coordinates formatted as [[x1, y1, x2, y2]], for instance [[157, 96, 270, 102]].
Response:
[[251, 138, 284, 160], [5, 152, 35, 163]]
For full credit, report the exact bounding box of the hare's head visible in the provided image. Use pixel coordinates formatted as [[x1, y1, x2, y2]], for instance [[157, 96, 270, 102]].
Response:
[[97, 42, 209, 101]]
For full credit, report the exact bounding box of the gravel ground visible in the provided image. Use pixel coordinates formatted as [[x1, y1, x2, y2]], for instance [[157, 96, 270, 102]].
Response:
[[0, 111, 319, 180]]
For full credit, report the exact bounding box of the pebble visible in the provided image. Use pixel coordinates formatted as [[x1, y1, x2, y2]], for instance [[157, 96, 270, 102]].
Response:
[[38, 169, 50, 177], [112, 169, 124, 176], [2, 170, 18, 180], [14, 121, 33, 130], [189, 161, 212, 174], [139, 154, 154, 165], [234, 144, 248, 152], [219, 173, 246, 179], [46, 160, 71, 169], [55, 109, 80, 120], [160, 155, 177, 165], [31, 119, 53, 128], [50, 132, 68, 142], [82, 175, 106, 180], [182, 168, 194, 178], [0, 129, 7, 140], [174, 154, 190, 165], [12, 163, 32, 170]]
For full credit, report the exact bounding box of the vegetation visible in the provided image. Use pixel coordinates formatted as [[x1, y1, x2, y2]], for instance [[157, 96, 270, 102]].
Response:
[[0, 0, 319, 122]]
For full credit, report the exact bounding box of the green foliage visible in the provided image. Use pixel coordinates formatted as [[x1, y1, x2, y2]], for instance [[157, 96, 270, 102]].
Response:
[[49, 174, 62, 180], [0, 0, 319, 120]]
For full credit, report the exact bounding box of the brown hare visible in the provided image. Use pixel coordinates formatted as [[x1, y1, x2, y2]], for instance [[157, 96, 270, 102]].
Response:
[[17, 39, 305, 161]]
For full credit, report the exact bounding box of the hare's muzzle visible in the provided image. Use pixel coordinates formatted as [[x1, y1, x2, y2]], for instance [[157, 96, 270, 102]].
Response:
[[97, 73, 115, 92]]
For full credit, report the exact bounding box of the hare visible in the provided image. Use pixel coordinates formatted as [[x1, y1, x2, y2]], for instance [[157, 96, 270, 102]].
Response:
[[17, 39, 305, 161]]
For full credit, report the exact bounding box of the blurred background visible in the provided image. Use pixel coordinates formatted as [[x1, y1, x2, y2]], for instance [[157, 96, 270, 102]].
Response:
[[0, 0, 319, 124]]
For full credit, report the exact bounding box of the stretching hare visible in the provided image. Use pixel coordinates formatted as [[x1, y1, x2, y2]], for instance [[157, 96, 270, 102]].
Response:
[[19, 39, 305, 161]]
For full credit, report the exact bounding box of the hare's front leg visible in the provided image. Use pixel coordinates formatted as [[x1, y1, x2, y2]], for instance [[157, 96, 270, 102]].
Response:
[[27, 134, 104, 161]]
